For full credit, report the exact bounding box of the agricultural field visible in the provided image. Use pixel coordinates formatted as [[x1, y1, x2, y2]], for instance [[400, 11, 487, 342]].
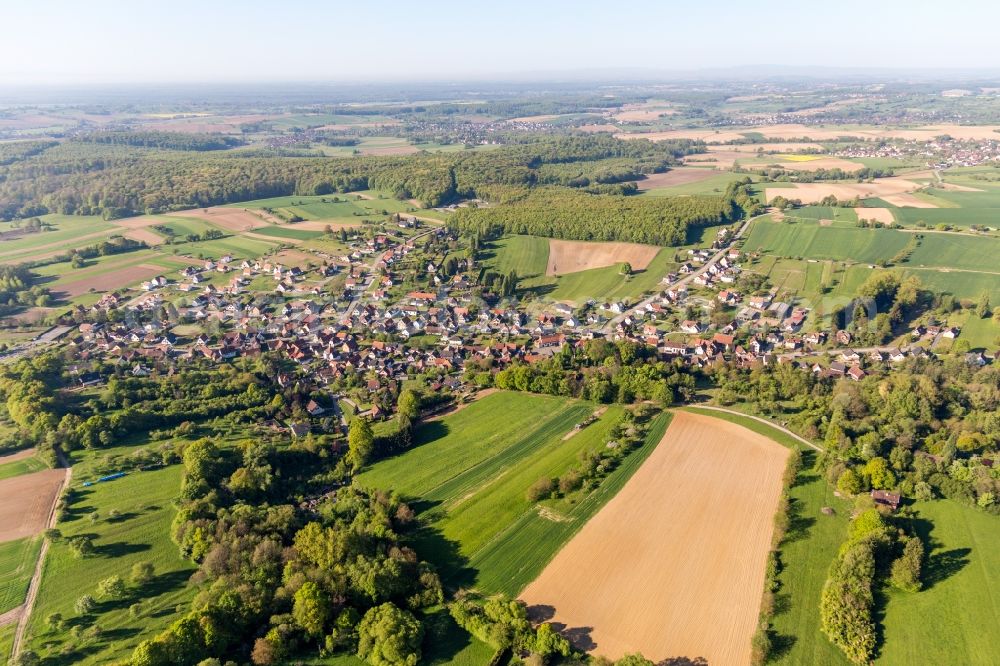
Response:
[[742, 218, 910, 264], [481, 235, 550, 278], [683, 408, 852, 666], [0, 468, 64, 543], [0, 453, 47, 481], [545, 239, 660, 276], [223, 193, 416, 222], [521, 411, 789, 663], [357, 392, 671, 597], [640, 170, 745, 196], [23, 466, 196, 665], [0, 536, 42, 614], [0, 215, 116, 264]]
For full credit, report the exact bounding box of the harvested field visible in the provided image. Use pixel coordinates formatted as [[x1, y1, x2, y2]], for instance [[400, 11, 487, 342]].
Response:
[[747, 157, 863, 172], [620, 124, 1000, 144], [635, 168, 719, 190], [546, 239, 660, 276], [520, 411, 789, 664], [166, 207, 267, 232], [881, 193, 938, 208], [112, 217, 162, 229], [766, 178, 925, 204], [55, 263, 166, 297], [271, 249, 317, 267], [577, 124, 619, 133], [718, 142, 824, 153], [0, 469, 64, 543], [856, 207, 897, 224], [285, 220, 361, 231], [122, 228, 164, 246]]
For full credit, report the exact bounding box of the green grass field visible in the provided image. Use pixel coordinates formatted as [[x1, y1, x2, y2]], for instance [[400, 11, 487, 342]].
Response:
[[879, 500, 1000, 665], [482, 235, 549, 278], [0, 453, 47, 480], [0, 624, 13, 664], [0, 536, 43, 614], [25, 465, 196, 665], [788, 206, 859, 225], [743, 218, 909, 264], [358, 392, 669, 595], [248, 225, 325, 241], [0, 215, 114, 264], [904, 233, 1000, 273], [225, 193, 414, 222], [641, 171, 745, 196]]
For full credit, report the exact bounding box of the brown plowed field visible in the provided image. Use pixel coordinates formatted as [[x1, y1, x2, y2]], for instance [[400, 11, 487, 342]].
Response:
[[0, 468, 65, 543], [856, 207, 896, 224], [635, 168, 720, 190], [546, 240, 660, 276], [520, 411, 790, 664], [55, 263, 167, 297]]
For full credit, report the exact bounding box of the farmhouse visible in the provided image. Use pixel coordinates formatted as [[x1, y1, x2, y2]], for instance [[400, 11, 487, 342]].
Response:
[[871, 489, 901, 511]]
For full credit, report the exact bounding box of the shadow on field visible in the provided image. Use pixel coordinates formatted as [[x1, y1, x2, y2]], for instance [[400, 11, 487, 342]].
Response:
[[908, 516, 971, 589], [410, 521, 475, 591], [95, 540, 151, 558], [783, 496, 816, 544], [659, 657, 708, 666], [924, 547, 971, 588]]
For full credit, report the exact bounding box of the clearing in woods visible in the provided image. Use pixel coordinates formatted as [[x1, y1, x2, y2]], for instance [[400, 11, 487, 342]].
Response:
[[0, 469, 64, 543], [519, 411, 789, 664], [545, 239, 660, 276]]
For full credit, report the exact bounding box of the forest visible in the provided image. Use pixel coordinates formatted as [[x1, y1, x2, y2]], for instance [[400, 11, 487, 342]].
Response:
[[0, 135, 703, 220]]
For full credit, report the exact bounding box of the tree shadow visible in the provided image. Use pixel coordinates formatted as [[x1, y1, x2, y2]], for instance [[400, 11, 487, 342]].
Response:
[[409, 521, 474, 592], [105, 511, 140, 524], [924, 548, 971, 588], [420, 607, 477, 665], [525, 604, 555, 622], [769, 632, 798, 660], [95, 541, 151, 558], [659, 657, 708, 666], [545, 619, 597, 652], [783, 496, 816, 545]]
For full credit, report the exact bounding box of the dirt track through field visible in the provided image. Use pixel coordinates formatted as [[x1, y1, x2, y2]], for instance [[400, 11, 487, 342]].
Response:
[[0, 468, 65, 543], [520, 411, 790, 664], [546, 239, 660, 276]]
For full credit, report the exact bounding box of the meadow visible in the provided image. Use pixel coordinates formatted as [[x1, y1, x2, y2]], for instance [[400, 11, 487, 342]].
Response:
[[878, 500, 1000, 666], [24, 466, 196, 665], [0, 536, 42, 614]]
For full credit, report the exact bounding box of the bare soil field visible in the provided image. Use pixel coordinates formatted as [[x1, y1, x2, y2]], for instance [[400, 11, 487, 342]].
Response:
[[55, 263, 167, 297], [577, 124, 619, 133], [166, 207, 268, 232], [122, 229, 165, 246], [112, 216, 162, 229], [546, 239, 660, 276], [856, 207, 897, 224], [744, 157, 863, 172], [613, 103, 677, 122], [620, 123, 1000, 144], [271, 249, 316, 267], [635, 168, 719, 190], [520, 412, 790, 663], [0, 469, 65, 543], [765, 177, 925, 204], [881, 193, 938, 208]]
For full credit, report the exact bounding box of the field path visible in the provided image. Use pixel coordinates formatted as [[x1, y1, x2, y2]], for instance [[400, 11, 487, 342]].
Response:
[[689, 405, 825, 452], [11, 450, 70, 659], [520, 411, 791, 663]]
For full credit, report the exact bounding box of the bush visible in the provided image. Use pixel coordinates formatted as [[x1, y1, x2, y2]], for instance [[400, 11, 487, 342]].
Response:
[[526, 477, 555, 502], [131, 561, 155, 585], [74, 594, 96, 615], [890, 536, 924, 592]]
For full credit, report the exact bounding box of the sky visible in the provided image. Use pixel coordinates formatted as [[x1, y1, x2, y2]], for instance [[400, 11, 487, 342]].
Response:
[[3, 0, 1000, 85]]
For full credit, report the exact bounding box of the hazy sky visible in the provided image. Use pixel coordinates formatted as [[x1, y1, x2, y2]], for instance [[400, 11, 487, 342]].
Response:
[[3, 0, 1000, 84]]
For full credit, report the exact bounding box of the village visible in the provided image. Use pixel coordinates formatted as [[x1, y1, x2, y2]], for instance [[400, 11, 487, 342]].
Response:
[[48, 215, 995, 442]]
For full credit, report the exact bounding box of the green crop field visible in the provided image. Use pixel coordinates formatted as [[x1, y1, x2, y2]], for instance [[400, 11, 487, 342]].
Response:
[[0, 536, 43, 614], [145, 216, 225, 238], [226, 193, 414, 222], [0, 215, 115, 263], [358, 392, 669, 595], [743, 218, 909, 264], [25, 466, 196, 665], [890, 207, 1000, 228], [904, 233, 1000, 273], [879, 500, 1000, 665], [482, 235, 549, 278], [181, 234, 281, 259], [787, 206, 859, 225], [0, 453, 47, 480], [247, 225, 325, 241]]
